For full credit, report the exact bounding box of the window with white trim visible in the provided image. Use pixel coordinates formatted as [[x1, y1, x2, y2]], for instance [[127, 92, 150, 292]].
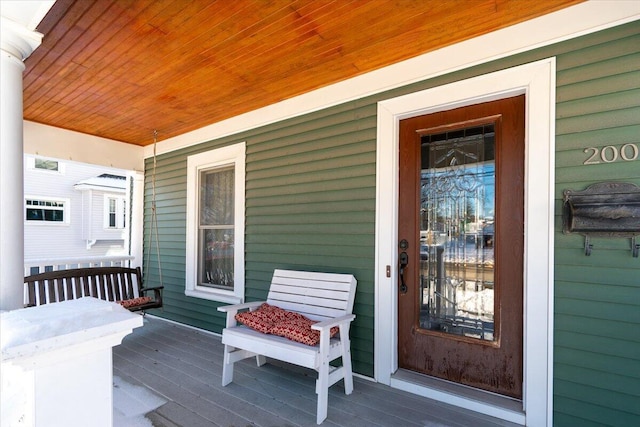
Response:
[[25, 198, 69, 223], [105, 196, 127, 229], [26, 156, 66, 175], [35, 158, 59, 171], [185, 142, 245, 303]]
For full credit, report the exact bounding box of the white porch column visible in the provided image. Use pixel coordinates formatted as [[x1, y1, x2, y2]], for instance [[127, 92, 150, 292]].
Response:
[[0, 13, 44, 311], [129, 171, 145, 270], [1, 298, 144, 426]]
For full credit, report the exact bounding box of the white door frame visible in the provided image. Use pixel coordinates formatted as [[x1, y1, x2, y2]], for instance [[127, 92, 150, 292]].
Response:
[[374, 58, 556, 425]]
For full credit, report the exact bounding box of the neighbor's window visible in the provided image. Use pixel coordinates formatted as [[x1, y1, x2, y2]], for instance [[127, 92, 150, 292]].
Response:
[[185, 142, 245, 303], [25, 198, 68, 223], [105, 196, 126, 229], [27, 157, 65, 174], [34, 158, 59, 171]]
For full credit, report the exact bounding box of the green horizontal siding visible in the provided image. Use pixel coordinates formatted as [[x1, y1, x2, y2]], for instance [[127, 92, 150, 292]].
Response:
[[552, 21, 640, 427], [553, 124, 639, 152], [143, 19, 640, 418], [143, 97, 379, 376], [554, 394, 638, 427]]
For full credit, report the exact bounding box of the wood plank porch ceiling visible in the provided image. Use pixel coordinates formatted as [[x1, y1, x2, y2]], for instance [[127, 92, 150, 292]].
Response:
[[23, 0, 582, 146]]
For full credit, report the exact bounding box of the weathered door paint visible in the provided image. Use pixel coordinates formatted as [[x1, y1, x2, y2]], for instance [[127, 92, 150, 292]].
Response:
[[398, 95, 525, 398]]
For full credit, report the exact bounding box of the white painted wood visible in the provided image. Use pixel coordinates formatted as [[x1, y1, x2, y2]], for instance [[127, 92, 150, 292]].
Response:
[[271, 278, 354, 291], [185, 142, 246, 304], [218, 269, 357, 424], [268, 284, 349, 301], [0, 11, 38, 311], [267, 292, 348, 308], [1, 298, 142, 427], [267, 269, 357, 321], [128, 171, 145, 277], [375, 59, 555, 425], [222, 327, 330, 367], [23, 121, 144, 171], [389, 371, 525, 425], [24, 255, 135, 277]]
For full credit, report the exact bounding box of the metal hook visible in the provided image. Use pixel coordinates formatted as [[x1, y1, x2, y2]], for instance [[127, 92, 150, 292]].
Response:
[[584, 235, 593, 256]]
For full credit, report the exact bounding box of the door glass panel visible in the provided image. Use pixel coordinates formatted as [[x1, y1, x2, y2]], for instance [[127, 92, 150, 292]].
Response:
[[419, 124, 495, 342]]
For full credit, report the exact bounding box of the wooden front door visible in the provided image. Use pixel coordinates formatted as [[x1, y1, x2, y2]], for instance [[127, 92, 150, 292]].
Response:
[[397, 95, 525, 398]]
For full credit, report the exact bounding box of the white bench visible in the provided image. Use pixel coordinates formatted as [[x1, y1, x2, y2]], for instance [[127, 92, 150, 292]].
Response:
[[218, 269, 357, 424]]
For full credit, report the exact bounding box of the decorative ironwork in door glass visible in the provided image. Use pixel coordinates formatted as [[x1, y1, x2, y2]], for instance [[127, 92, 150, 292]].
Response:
[[419, 124, 495, 341]]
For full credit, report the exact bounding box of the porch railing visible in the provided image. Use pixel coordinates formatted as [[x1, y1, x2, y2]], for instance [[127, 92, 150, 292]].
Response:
[[24, 255, 135, 277]]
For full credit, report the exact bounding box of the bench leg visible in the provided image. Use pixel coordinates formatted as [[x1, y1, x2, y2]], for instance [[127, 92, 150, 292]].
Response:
[[341, 339, 354, 395], [256, 355, 266, 366], [316, 359, 329, 424], [222, 345, 234, 386], [222, 346, 262, 386]]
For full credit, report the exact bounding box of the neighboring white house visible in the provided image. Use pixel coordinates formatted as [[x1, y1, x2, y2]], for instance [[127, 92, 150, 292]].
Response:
[[24, 154, 131, 264]]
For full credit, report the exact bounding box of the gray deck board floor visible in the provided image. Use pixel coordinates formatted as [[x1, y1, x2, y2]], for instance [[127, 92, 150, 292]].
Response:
[[113, 316, 520, 427]]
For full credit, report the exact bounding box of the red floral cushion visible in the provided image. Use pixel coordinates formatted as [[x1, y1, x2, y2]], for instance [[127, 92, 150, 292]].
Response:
[[256, 303, 296, 322], [235, 303, 305, 329], [271, 318, 339, 346], [117, 296, 153, 308], [234, 303, 339, 346], [235, 304, 276, 333]]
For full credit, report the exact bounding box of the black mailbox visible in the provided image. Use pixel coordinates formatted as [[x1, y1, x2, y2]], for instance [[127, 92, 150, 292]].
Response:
[[563, 182, 640, 257]]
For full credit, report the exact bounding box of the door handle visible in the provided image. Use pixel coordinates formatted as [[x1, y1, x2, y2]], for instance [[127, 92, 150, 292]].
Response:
[[399, 251, 408, 294]]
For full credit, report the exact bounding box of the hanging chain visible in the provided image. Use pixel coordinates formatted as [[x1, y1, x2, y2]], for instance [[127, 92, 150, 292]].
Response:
[[144, 130, 164, 288]]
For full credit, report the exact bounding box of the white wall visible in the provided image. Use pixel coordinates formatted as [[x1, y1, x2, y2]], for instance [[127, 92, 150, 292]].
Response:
[[74, 190, 127, 242], [23, 121, 144, 171], [23, 154, 129, 260]]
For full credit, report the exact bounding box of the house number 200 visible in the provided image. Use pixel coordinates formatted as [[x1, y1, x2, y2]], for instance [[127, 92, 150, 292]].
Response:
[[583, 143, 639, 165]]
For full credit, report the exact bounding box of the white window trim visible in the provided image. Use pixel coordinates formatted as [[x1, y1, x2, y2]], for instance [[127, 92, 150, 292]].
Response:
[[26, 156, 66, 175], [24, 195, 71, 225], [103, 195, 126, 229], [375, 58, 555, 425], [185, 142, 246, 304]]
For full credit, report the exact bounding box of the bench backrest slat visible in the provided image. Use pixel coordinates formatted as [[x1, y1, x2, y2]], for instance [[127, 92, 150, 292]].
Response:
[[268, 285, 351, 310], [124, 271, 136, 299], [102, 273, 114, 301], [125, 272, 135, 299], [80, 275, 90, 299], [112, 273, 121, 301], [58, 277, 66, 301], [116, 272, 125, 300], [266, 269, 357, 321], [63, 276, 74, 301], [77, 276, 85, 298], [50, 278, 60, 303], [89, 275, 99, 299]]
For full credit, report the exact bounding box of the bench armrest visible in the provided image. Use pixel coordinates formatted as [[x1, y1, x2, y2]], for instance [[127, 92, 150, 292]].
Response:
[[311, 314, 355, 331], [217, 300, 264, 313], [139, 285, 163, 308], [218, 301, 265, 327], [313, 314, 356, 352]]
